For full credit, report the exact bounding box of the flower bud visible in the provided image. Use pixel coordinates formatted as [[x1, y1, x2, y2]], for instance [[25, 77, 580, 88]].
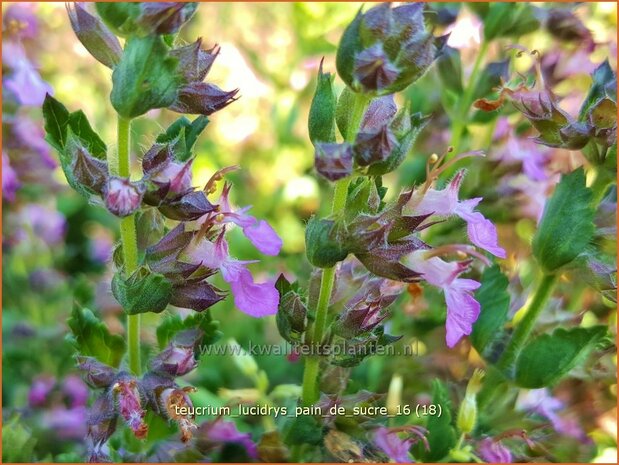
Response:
[[314, 142, 353, 181], [308, 59, 337, 145], [228, 339, 259, 379], [76, 356, 116, 389], [336, 3, 446, 95], [169, 82, 239, 116], [170, 281, 226, 312], [353, 124, 397, 166], [386, 374, 403, 416], [103, 177, 144, 217], [546, 9, 593, 46], [457, 369, 484, 434], [171, 39, 219, 84], [276, 290, 307, 344], [157, 190, 217, 221], [478, 437, 513, 463], [71, 144, 108, 195], [305, 216, 349, 268], [67, 3, 122, 69], [86, 393, 117, 452], [136, 2, 198, 35], [151, 340, 198, 377]]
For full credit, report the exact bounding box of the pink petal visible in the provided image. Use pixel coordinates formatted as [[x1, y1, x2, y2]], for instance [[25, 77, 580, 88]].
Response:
[[466, 215, 506, 258], [228, 268, 279, 317], [243, 220, 282, 256], [444, 279, 481, 348]]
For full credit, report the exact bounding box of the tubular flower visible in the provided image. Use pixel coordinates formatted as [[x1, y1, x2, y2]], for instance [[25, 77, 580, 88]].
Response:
[[404, 250, 481, 348], [113, 377, 148, 439], [408, 170, 506, 258]]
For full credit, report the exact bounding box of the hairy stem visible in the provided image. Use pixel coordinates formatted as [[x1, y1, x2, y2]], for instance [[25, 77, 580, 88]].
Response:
[[112, 115, 141, 376], [301, 93, 370, 406], [496, 273, 558, 372]]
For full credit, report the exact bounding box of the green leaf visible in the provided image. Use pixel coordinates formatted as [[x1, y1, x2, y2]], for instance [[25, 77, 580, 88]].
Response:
[[483, 3, 540, 40], [67, 111, 107, 159], [471, 265, 510, 361], [515, 326, 607, 388], [284, 414, 324, 446], [414, 379, 457, 461], [2, 416, 37, 463], [111, 267, 173, 315], [42, 94, 70, 153], [437, 46, 463, 94], [95, 2, 140, 37], [305, 216, 349, 268], [533, 168, 595, 272], [111, 35, 179, 118], [308, 60, 336, 145], [66, 305, 125, 367], [335, 87, 356, 140], [579, 60, 617, 121], [155, 115, 209, 161], [473, 60, 509, 100]]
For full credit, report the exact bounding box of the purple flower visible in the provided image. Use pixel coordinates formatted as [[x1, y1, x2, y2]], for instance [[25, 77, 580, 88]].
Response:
[[3, 3, 39, 39], [517, 389, 586, 440], [151, 342, 197, 377], [28, 376, 56, 407], [494, 120, 549, 181], [18, 204, 67, 246], [478, 437, 512, 463], [182, 233, 279, 317], [217, 183, 283, 256], [151, 159, 193, 196], [373, 426, 428, 463], [63, 375, 89, 408], [42, 406, 88, 440], [409, 170, 506, 258], [12, 116, 57, 169], [202, 419, 258, 459], [3, 41, 52, 106], [2, 151, 20, 201], [404, 251, 481, 348], [113, 378, 148, 439]]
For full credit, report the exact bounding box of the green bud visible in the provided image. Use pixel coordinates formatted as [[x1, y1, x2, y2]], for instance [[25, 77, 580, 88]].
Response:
[[437, 45, 463, 94], [308, 59, 337, 145], [228, 339, 259, 379], [456, 369, 484, 434], [305, 216, 349, 268]]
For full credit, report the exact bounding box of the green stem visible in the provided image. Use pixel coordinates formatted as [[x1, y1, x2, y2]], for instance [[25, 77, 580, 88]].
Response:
[[113, 115, 141, 376], [449, 39, 489, 157], [300, 93, 370, 406], [496, 273, 558, 373]]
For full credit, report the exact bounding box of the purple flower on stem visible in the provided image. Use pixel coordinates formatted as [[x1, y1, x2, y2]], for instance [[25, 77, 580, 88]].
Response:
[[373, 426, 428, 463], [216, 183, 283, 256], [18, 204, 67, 246], [404, 250, 481, 348], [183, 233, 279, 317], [63, 375, 89, 408], [201, 419, 258, 459], [3, 41, 52, 106], [478, 437, 513, 463], [3, 3, 39, 39], [28, 376, 56, 407], [409, 170, 506, 258], [517, 388, 586, 440], [2, 151, 20, 201], [113, 378, 148, 439], [43, 406, 88, 440]]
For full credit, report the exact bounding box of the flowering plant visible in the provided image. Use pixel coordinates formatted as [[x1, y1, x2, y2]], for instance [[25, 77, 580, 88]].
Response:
[[2, 2, 616, 463]]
